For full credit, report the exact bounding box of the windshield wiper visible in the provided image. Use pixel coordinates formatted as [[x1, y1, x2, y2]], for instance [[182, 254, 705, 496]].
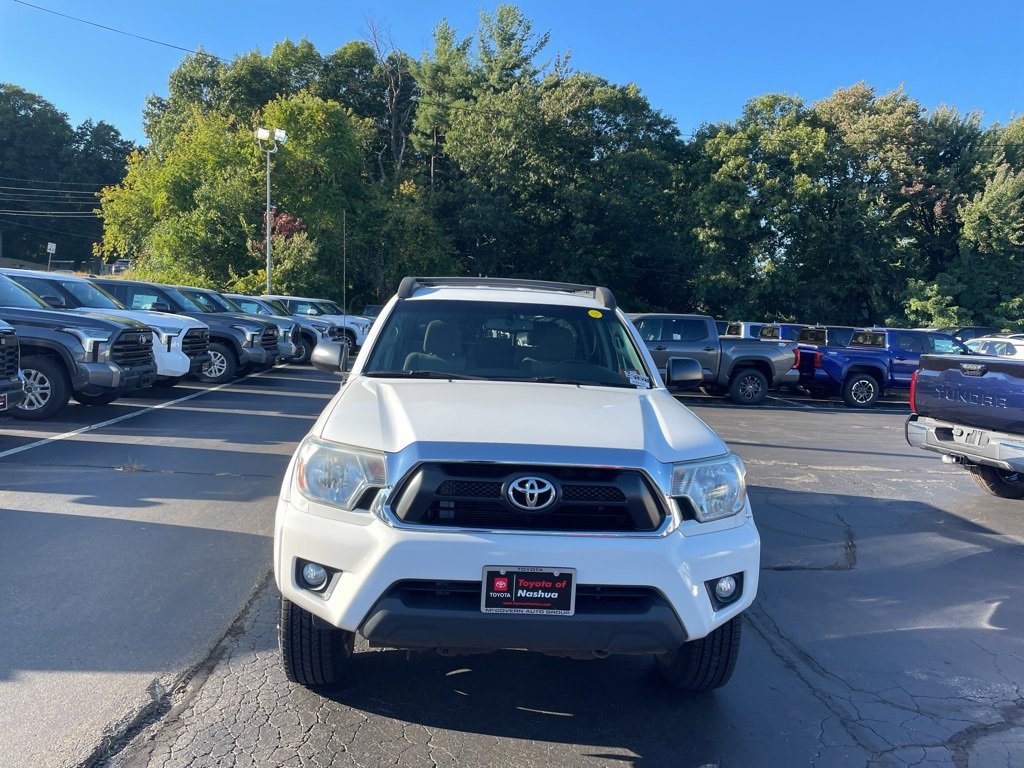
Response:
[[363, 370, 487, 380], [521, 376, 635, 389]]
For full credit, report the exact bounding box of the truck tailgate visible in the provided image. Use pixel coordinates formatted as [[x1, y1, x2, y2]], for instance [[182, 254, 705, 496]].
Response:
[[914, 354, 1024, 432]]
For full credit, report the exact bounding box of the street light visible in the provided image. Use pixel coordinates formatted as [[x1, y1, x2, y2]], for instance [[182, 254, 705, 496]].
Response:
[[254, 126, 287, 294]]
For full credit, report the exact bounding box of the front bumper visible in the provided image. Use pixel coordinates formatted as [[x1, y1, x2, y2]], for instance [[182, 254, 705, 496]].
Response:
[[906, 414, 1024, 472], [1, 380, 25, 412], [277, 339, 298, 360], [239, 346, 271, 367], [275, 496, 760, 653], [153, 346, 193, 378], [73, 361, 158, 393]]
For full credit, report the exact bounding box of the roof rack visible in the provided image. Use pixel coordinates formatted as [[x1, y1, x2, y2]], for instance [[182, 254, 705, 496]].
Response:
[[396, 277, 616, 309]]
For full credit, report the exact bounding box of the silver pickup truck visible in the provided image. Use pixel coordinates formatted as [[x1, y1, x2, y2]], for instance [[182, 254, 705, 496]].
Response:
[[631, 313, 798, 405]]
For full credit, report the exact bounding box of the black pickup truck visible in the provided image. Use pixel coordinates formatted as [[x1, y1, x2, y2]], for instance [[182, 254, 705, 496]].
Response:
[[906, 353, 1024, 498], [0, 274, 157, 419]]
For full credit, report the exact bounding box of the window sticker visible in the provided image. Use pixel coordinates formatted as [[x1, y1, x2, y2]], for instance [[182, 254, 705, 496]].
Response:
[[625, 370, 651, 389], [588, 309, 603, 319]]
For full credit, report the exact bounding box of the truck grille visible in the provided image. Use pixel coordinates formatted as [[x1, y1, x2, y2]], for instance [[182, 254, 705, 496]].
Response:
[[181, 328, 210, 361], [260, 327, 279, 353], [390, 463, 665, 533], [0, 330, 19, 377], [111, 329, 155, 367], [388, 580, 662, 614]]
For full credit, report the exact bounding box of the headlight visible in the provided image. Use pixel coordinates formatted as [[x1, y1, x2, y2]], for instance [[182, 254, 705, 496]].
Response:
[[151, 326, 181, 345], [311, 323, 328, 334], [295, 437, 387, 511], [61, 327, 112, 358], [670, 454, 747, 523]]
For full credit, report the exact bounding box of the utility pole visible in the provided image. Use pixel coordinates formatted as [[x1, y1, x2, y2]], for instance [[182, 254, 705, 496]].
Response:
[[254, 127, 287, 294]]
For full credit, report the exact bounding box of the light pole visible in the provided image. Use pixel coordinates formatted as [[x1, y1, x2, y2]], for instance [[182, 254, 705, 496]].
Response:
[[254, 127, 287, 294]]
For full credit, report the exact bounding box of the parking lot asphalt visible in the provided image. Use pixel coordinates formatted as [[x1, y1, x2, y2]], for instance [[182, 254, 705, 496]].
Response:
[[3, 379, 1024, 768]]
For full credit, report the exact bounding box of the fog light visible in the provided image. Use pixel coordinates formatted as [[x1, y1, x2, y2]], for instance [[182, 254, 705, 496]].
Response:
[[714, 575, 737, 602], [301, 562, 328, 589]]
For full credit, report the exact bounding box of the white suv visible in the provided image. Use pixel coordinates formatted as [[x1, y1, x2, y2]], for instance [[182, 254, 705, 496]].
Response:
[[274, 277, 760, 692]]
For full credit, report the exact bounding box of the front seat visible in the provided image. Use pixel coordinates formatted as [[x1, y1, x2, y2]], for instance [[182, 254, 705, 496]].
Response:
[[522, 325, 576, 368], [403, 320, 463, 372]]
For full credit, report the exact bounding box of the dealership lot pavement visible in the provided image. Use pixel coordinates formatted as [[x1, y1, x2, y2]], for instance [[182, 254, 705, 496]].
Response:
[[2, 379, 1023, 767]]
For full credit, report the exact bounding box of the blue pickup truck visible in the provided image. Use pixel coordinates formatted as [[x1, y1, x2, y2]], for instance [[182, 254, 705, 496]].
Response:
[[798, 328, 968, 408], [906, 353, 1024, 498]]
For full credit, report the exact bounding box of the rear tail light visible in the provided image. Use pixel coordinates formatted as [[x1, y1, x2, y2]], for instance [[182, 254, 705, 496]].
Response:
[[813, 352, 823, 369], [910, 369, 918, 413], [792, 349, 800, 369]]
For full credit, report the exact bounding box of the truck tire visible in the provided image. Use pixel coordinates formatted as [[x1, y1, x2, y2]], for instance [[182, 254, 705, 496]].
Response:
[[340, 331, 356, 353], [728, 369, 768, 405], [13, 355, 70, 421], [968, 465, 1024, 499], [293, 334, 314, 365], [842, 373, 880, 408], [199, 342, 237, 384], [279, 595, 353, 688], [656, 617, 742, 691], [73, 391, 119, 406]]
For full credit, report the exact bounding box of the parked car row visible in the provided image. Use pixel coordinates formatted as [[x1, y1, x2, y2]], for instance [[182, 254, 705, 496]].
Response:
[[0, 269, 369, 421], [633, 314, 980, 408]]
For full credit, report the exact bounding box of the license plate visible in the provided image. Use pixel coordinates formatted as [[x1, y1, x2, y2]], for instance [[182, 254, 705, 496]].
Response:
[[481, 566, 576, 615]]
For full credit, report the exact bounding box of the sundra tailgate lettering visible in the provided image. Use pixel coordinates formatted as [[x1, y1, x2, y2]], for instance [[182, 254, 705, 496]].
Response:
[[934, 386, 1009, 408]]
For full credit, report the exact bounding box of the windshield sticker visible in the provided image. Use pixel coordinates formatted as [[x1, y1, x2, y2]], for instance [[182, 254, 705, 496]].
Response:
[[625, 370, 651, 389], [588, 309, 603, 319]]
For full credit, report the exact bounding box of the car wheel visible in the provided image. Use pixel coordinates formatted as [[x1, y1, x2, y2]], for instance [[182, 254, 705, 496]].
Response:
[[73, 391, 119, 406], [842, 373, 879, 408], [279, 595, 353, 688], [656, 617, 742, 691], [968, 465, 1024, 499], [13, 356, 70, 421], [293, 335, 313, 365], [728, 369, 768, 405], [340, 332, 355, 354], [198, 342, 237, 384]]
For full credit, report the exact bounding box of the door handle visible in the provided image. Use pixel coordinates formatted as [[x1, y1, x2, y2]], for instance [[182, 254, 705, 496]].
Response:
[[652, 345, 667, 351], [702, 346, 715, 352], [895, 356, 907, 361]]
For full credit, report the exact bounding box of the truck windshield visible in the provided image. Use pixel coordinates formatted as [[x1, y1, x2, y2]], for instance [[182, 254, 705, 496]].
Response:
[[0, 275, 50, 309], [59, 279, 124, 309], [363, 299, 652, 389]]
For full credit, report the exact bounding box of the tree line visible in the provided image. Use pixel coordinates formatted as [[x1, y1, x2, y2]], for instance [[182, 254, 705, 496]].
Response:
[[12, 5, 1024, 326]]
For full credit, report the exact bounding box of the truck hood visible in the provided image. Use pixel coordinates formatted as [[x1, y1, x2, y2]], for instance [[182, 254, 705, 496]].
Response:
[[0, 306, 147, 331], [68, 308, 206, 331], [316, 378, 727, 463]]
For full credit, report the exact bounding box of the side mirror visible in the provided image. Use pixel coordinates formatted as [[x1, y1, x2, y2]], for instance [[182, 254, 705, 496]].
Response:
[[310, 340, 350, 375], [665, 357, 704, 391], [41, 295, 66, 309], [150, 301, 171, 312], [305, 308, 320, 316]]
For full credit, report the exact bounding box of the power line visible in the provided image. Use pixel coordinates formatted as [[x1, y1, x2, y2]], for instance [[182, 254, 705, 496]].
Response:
[[0, 174, 111, 188], [11, 0, 228, 62], [0, 210, 100, 217], [0, 185, 98, 196], [0, 196, 98, 204]]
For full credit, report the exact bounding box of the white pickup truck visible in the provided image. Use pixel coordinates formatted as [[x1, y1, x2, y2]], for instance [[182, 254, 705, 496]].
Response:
[[274, 277, 760, 693]]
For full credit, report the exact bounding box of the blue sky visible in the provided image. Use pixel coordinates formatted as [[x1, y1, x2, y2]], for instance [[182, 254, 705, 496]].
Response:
[[2, 0, 1022, 144]]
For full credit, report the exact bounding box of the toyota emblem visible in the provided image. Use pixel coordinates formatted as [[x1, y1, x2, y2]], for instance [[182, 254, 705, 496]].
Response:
[[507, 476, 557, 511]]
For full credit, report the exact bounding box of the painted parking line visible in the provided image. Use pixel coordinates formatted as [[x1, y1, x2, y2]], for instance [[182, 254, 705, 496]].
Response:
[[0, 372, 273, 460]]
